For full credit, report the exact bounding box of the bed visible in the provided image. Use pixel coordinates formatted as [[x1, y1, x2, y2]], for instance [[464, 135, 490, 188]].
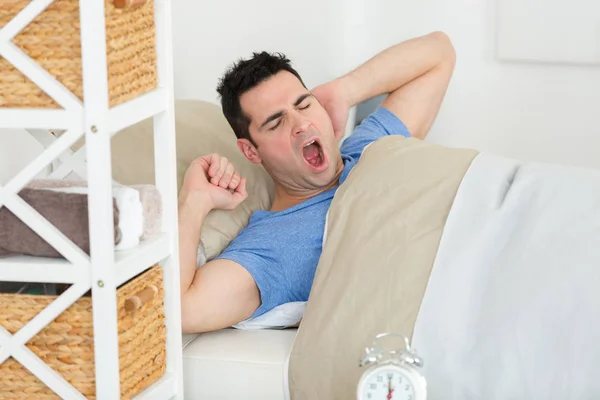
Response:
[[29, 99, 600, 399], [182, 329, 296, 399], [110, 99, 600, 400]]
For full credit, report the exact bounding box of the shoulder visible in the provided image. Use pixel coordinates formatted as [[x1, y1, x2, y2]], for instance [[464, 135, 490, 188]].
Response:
[[340, 106, 411, 161]]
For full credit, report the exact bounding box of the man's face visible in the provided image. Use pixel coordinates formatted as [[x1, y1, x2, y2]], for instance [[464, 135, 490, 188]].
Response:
[[238, 71, 342, 193]]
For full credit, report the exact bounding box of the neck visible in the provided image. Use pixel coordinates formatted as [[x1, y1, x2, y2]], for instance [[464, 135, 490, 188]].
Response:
[[270, 164, 343, 212]]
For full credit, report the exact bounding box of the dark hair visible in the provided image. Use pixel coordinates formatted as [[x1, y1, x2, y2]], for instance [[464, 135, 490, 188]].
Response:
[[216, 51, 306, 146]]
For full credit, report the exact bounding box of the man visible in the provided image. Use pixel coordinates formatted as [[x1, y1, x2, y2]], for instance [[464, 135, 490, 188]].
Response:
[[178, 31, 456, 333]]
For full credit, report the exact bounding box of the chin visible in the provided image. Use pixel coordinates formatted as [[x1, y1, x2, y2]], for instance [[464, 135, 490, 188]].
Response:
[[314, 166, 339, 188]]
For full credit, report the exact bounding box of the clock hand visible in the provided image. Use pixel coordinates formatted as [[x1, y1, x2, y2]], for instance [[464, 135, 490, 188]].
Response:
[[387, 387, 394, 399]]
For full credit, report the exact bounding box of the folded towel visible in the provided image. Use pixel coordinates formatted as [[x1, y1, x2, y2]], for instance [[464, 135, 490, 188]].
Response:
[[0, 188, 119, 258], [43, 186, 144, 250], [28, 179, 162, 244]]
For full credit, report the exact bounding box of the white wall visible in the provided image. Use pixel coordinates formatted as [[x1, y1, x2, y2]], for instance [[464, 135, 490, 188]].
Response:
[[0, 130, 51, 185], [171, 0, 359, 102], [172, 0, 600, 170], [371, 0, 600, 169], [2, 0, 598, 177]]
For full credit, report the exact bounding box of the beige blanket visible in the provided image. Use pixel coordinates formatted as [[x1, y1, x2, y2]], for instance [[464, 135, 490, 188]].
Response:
[[288, 136, 479, 399]]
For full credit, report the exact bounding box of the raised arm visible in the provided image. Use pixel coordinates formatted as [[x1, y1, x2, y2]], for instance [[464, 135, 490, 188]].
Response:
[[314, 31, 456, 140], [178, 155, 260, 333]]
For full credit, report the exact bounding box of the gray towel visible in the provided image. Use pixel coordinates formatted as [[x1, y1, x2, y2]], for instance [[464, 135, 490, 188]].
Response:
[[27, 179, 162, 240], [0, 188, 119, 258]]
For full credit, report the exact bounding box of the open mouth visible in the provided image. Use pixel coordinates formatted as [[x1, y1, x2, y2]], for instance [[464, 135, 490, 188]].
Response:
[[302, 139, 326, 170]]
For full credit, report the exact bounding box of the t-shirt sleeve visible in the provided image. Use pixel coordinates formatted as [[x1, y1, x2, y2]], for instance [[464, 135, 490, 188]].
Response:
[[215, 231, 287, 318], [340, 106, 411, 160]]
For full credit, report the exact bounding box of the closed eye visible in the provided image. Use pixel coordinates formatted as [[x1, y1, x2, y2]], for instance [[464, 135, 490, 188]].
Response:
[[294, 93, 313, 111], [268, 119, 282, 131]]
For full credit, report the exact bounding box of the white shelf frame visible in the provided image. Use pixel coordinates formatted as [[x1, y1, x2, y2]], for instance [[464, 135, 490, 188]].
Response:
[[0, 0, 184, 399]]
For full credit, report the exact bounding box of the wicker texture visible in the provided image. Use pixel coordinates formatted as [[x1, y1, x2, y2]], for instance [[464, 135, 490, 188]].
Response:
[[0, 266, 166, 399], [0, 0, 157, 109]]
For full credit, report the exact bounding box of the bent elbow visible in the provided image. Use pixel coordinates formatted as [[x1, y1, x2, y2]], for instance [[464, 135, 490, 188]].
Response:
[[430, 31, 456, 67]]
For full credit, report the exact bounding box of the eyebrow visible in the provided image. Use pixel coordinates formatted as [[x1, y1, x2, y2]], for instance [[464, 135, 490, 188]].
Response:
[[293, 93, 312, 107], [259, 93, 313, 129]]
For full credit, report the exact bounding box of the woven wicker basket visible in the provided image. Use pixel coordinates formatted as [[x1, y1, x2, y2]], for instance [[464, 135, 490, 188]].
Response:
[[0, 0, 157, 109], [0, 265, 167, 399]]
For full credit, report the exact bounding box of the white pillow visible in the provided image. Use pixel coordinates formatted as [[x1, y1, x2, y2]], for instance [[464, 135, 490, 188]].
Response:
[[232, 302, 306, 330]]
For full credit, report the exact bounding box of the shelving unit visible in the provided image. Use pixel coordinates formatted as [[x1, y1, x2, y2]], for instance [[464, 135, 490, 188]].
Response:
[[0, 0, 184, 398]]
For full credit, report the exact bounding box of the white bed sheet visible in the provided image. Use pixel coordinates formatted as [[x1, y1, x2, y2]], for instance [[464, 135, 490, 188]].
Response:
[[412, 153, 600, 399]]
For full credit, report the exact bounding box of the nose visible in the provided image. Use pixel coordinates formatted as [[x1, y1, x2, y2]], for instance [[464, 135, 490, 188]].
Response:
[[291, 110, 311, 137]]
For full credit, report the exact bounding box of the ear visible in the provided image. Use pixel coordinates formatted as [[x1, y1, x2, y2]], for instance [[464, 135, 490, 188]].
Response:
[[237, 139, 262, 164]]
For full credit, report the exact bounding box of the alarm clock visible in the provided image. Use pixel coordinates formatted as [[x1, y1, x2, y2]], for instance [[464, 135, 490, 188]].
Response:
[[357, 332, 427, 400]]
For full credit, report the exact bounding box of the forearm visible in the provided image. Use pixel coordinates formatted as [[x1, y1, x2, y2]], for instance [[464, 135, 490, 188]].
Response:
[[339, 31, 455, 107], [177, 192, 212, 296]]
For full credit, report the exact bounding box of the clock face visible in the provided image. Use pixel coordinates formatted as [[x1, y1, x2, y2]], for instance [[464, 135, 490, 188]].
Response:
[[359, 366, 417, 400]]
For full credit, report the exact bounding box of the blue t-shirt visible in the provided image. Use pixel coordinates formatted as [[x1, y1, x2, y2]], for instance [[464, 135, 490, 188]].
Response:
[[215, 106, 411, 317]]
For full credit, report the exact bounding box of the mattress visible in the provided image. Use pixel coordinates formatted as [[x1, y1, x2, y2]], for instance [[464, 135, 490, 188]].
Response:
[[182, 328, 297, 400]]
